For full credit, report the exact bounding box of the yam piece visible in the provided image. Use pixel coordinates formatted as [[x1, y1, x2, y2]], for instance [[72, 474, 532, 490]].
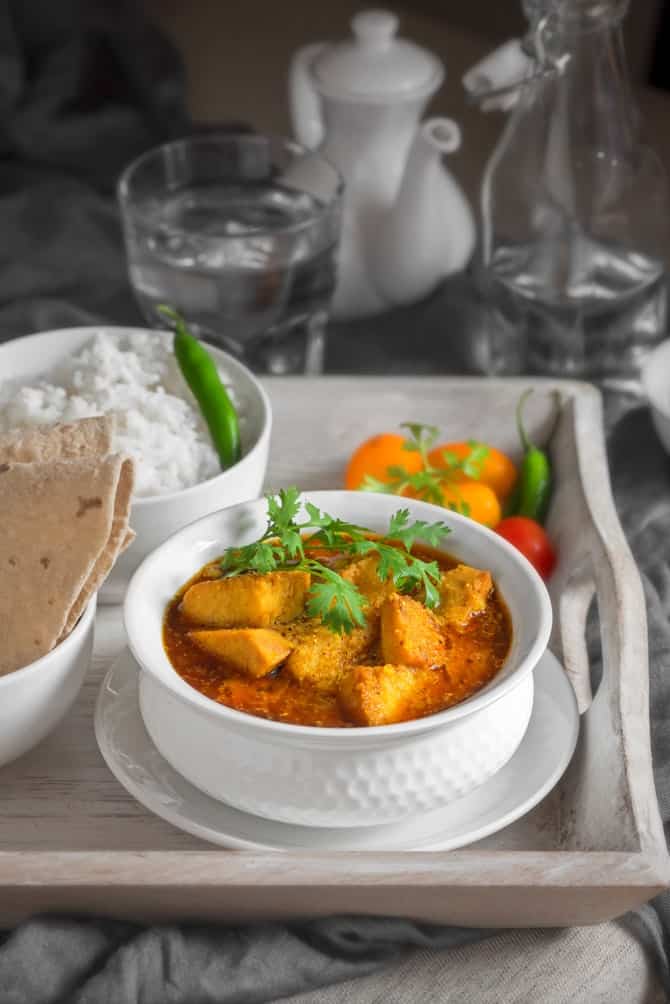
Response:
[[188, 628, 292, 678], [181, 571, 311, 628], [284, 618, 377, 693], [437, 564, 493, 629], [380, 593, 446, 668], [340, 553, 396, 607], [339, 664, 446, 726]]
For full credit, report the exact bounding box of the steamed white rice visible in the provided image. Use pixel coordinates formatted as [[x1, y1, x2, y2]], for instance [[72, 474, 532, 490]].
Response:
[[0, 330, 246, 497]]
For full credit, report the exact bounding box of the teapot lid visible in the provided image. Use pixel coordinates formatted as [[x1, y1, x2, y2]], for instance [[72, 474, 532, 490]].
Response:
[[311, 10, 444, 102]]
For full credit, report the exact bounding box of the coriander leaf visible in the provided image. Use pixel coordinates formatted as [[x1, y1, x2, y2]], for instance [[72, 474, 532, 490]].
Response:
[[302, 505, 346, 541], [386, 465, 410, 479], [307, 514, 367, 548], [383, 551, 442, 607], [386, 514, 451, 551], [221, 542, 269, 576], [461, 459, 480, 479], [303, 502, 330, 526], [347, 537, 379, 557], [375, 543, 411, 583], [398, 470, 445, 505], [467, 441, 489, 458], [400, 422, 440, 453], [387, 508, 410, 533], [280, 526, 304, 560], [391, 562, 422, 595], [440, 450, 462, 469], [248, 541, 282, 574], [306, 567, 367, 634], [267, 487, 302, 533], [462, 442, 489, 479], [446, 500, 471, 517], [419, 560, 443, 608], [413, 520, 452, 548], [360, 474, 393, 494]]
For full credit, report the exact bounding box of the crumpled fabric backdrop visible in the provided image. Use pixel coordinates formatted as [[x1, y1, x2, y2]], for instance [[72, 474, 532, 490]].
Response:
[[0, 2, 669, 1002]]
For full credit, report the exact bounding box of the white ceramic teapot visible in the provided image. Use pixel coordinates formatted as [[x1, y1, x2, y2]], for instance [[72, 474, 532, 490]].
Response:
[[289, 10, 476, 320]]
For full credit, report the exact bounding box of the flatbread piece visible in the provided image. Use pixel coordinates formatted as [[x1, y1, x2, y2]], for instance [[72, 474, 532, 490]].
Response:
[[58, 456, 135, 640], [0, 453, 134, 675], [0, 415, 115, 464]]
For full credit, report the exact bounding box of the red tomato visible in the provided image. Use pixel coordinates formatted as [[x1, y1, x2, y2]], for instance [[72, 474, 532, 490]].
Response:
[[496, 516, 557, 579]]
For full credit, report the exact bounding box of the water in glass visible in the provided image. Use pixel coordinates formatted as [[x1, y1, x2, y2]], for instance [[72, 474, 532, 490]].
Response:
[[119, 135, 342, 374]]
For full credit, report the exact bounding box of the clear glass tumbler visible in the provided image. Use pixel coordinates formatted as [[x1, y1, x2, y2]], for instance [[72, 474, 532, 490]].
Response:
[[118, 133, 343, 374]]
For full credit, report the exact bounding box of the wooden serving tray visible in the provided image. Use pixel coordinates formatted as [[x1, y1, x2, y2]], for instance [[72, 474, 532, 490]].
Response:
[[0, 377, 667, 927]]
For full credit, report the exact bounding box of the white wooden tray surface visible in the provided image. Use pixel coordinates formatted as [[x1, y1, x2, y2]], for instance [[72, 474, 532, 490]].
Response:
[[0, 377, 667, 928]]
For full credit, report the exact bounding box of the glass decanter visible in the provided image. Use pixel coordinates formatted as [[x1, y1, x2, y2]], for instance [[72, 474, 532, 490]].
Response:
[[479, 0, 669, 384]]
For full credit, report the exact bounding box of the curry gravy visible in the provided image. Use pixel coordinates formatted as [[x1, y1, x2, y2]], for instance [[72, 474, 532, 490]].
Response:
[[163, 543, 512, 728]]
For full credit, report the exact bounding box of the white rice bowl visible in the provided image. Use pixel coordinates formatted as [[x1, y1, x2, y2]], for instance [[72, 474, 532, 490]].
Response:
[[0, 330, 248, 497]]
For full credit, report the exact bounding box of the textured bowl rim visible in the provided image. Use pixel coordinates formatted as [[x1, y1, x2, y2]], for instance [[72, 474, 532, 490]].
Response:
[[0, 326, 273, 506], [124, 491, 553, 741], [0, 596, 96, 689]]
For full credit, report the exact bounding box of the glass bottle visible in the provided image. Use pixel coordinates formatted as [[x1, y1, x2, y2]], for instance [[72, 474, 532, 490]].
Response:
[[479, 0, 669, 384]]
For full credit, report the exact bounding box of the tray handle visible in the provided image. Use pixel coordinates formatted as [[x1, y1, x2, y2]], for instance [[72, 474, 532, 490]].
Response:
[[557, 562, 595, 714], [553, 391, 664, 854]]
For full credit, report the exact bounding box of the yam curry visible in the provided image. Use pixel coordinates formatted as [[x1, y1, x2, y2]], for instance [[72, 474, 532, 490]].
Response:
[[163, 491, 512, 728]]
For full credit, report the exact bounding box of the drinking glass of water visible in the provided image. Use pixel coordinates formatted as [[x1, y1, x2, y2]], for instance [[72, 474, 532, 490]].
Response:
[[118, 133, 343, 374]]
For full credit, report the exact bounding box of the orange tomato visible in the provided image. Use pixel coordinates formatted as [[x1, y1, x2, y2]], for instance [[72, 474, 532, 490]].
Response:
[[404, 477, 502, 529], [345, 433, 422, 490], [428, 441, 518, 503]]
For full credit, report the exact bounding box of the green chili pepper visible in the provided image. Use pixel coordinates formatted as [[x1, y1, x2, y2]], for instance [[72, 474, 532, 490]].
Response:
[[159, 305, 241, 469], [511, 389, 553, 524]]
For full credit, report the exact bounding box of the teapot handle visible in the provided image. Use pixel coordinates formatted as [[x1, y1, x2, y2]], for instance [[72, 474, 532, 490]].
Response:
[[289, 44, 326, 149]]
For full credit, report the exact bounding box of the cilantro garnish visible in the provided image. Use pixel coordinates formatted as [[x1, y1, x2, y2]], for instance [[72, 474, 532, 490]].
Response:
[[221, 488, 451, 635], [361, 422, 490, 516]]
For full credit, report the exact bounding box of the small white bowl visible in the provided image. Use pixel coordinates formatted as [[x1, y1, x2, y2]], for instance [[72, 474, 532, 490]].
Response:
[[642, 338, 670, 455], [0, 598, 96, 767], [125, 491, 553, 828], [0, 327, 272, 601]]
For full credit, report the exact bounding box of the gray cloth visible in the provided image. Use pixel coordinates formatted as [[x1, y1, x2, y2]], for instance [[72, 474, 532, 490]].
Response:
[[0, 918, 494, 1004], [1, 2, 670, 1002], [282, 922, 666, 1004], [0, 0, 186, 337]]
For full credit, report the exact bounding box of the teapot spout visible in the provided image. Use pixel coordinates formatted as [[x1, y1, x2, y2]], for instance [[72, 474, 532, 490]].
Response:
[[372, 117, 476, 306], [420, 117, 463, 156]]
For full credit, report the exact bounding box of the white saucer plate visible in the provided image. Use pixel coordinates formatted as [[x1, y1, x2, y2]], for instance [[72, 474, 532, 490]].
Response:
[[95, 649, 579, 852]]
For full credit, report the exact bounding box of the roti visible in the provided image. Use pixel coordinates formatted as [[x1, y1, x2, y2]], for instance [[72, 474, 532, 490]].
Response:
[[0, 416, 134, 554], [0, 413, 136, 675], [0, 415, 115, 464], [0, 455, 134, 675], [58, 456, 135, 640]]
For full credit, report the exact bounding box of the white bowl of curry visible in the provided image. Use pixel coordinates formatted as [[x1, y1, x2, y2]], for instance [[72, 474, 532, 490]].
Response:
[[124, 491, 552, 828]]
